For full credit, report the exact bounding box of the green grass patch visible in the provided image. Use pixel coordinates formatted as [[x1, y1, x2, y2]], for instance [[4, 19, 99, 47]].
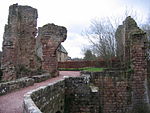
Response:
[[83, 67, 104, 72], [59, 67, 104, 72]]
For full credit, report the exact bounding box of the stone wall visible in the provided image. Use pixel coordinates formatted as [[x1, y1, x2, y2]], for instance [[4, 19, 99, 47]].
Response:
[[115, 25, 124, 60], [23, 71, 131, 113], [1, 4, 67, 80], [23, 16, 150, 113], [58, 59, 120, 69], [65, 76, 99, 113], [36, 24, 67, 77], [23, 76, 100, 113], [120, 16, 149, 108], [1, 4, 39, 80], [0, 77, 34, 95], [87, 71, 132, 113], [23, 79, 65, 113], [31, 73, 51, 83], [0, 73, 51, 96], [115, 16, 150, 111], [130, 26, 149, 106]]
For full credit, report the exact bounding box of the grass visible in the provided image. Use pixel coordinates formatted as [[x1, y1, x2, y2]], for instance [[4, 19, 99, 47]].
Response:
[[83, 67, 104, 72], [59, 67, 104, 72]]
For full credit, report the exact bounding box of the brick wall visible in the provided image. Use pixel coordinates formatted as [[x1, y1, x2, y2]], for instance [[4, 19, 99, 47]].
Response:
[[1, 4, 38, 80], [23, 71, 131, 113], [0, 77, 34, 95], [58, 60, 120, 68], [23, 76, 100, 113], [1, 4, 67, 80], [36, 24, 67, 77], [130, 28, 149, 106], [87, 71, 132, 113], [65, 77, 100, 113]]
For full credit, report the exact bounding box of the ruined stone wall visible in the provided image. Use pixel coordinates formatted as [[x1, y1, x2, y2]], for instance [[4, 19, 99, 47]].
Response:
[[122, 17, 138, 65], [115, 25, 124, 60], [130, 28, 149, 106], [65, 77, 99, 113], [1, 4, 67, 80], [1, 4, 38, 80], [36, 24, 67, 77], [115, 16, 150, 111], [0, 77, 34, 95], [81, 71, 132, 113], [23, 76, 100, 113], [24, 71, 131, 113], [24, 79, 65, 113]]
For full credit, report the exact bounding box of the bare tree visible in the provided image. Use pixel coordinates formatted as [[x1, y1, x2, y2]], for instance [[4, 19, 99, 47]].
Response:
[[84, 17, 116, 65], [83, 8, 142, 67]]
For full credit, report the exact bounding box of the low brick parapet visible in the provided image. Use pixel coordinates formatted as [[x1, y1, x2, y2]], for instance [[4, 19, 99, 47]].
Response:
[[0, 77, 34, 95], [0, 73, 54, 96], [31, 73, 51, 83], [23, 74, 100, 113], [23, 79, 65, 113]]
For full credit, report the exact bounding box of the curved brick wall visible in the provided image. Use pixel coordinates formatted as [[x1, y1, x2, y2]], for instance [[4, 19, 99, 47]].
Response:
[[23, 71, 128, 113], [23, 75, 100, 113], [24, 70, 149, 113], [23, 79, 65, 113]]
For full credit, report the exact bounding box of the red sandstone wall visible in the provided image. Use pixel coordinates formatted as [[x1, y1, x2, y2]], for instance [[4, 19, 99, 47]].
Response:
[[36, 24, 67, 77], [89, 72, 131, 113], [58, 60, 120, 68]]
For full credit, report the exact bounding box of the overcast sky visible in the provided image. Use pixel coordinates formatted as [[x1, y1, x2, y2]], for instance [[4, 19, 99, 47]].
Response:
[[0, 0, 149, 58]]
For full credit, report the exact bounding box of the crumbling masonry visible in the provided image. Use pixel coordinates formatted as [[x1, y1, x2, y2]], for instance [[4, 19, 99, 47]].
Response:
[[24, 16, 150, 113], [1, 4, 150, 113], [36, 24, 67, 77], [1, 4, 67, 80]]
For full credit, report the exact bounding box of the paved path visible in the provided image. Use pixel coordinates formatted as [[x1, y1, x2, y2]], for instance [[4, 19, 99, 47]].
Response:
[[0, 71, 80, 113]]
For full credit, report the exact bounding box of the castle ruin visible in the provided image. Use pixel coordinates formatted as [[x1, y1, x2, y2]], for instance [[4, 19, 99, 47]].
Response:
[[24, 17, 150, 113], [1, 4, 67, 80], [0, 4, 149, 113]]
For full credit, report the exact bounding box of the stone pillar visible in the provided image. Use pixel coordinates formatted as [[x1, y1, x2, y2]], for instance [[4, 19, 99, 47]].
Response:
[[130, 29, 149, 105], [123, 16, 138, 64], [1, 4, 38, 80], [116, 16, 150, 111], [36, 24, 67, 77], [115, 25, 124, 61]]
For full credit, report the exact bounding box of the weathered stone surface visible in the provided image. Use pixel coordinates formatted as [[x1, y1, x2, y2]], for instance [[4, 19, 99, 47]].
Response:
[[1, 4, 38, 80], [65, 76, 100, 113], [115, 25, 124, 60], [123, 16, 139, 63], [115, 16, 150, 112], [32, 73, 51, 83], [1, 4, 149, 113], [36, 23, 67, 77], [0, 77, 34, 95], [130, 27, 149, 106], [24, 79, 65, 113], [23, 75, 100, 113], [1, 4, 67, 80], [81, 71, 132, 113]]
